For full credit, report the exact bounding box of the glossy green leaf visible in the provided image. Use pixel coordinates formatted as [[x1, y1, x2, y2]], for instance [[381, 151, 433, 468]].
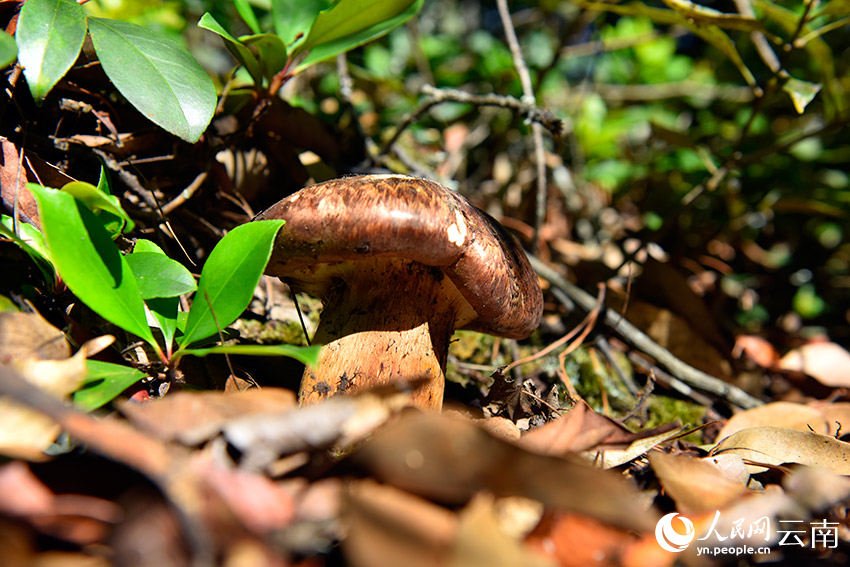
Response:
[[294, 0, 423, 71], [178, 220, 285, 348], [15, 0, 86, 102], [125, 252, 197, 299], [27, 184, 158, 350], [176, 343, 321, 366], [147, 296, 179, 356], [0, 215, 54, 282], [272, 0, 330, 46], [0, 31, 16, 68], [87, 17, 216, 143], [61, 181, 134, 235], [234, 0, 262, 34], [133, 239, 165, 255], [198, 12, 264, 86], [74, 360, 147, 411], [241, 33, 288, 81], [96, 162, 112, 195]]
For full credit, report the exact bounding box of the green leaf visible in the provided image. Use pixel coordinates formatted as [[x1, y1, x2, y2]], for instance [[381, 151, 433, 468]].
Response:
[[133, 239, 166, 254], [0, 31, 16, 68], [294, 0, 423, 72], [15, 0, 86, 102], [240, 33, 288, 81], [61, 180, 134, 235], [234, 0, 262, 34], [0, 214, 54, 282], [175, 343, 321, 366], [74, 360, 147, 411], [28, 184, 158, 352], [272, 0, 330, 46], [783, 77, 821, 114], [87, 17, 217, 143], [147, 296, 179, 356], [178, 220, 285, 348], [198, 12, 264, 86], [125, 252, 197, 299]]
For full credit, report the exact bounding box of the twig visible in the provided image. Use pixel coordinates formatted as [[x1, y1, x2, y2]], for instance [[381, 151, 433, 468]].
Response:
[[161, 171, 208, 215], [496, 0, 551, 254], [381, 85, 563, 155], [527, 255, 762, 409]]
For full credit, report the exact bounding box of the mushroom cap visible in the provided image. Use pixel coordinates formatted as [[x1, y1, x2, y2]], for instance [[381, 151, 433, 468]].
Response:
[[253, 174, 543, 339]]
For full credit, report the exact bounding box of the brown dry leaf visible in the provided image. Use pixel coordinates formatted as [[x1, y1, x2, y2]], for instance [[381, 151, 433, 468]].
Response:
[[716, 401, 828, 441], [626, 300, 732, 380], [526, 512, 666, 567], [0, 139, 38, 226], [782, 465, 850, 511], [451, 493, 553, 567], [649, 452, 750, 515], [520, 401, 628, 455], [342, 479, 458, 567], [120, 387, 297, 445], [0, 349, 90, 459], [349, 411, 656, 532], [0, 312, 70, 364], [710, 426, 850, 474], [779, 341, 850, 388]]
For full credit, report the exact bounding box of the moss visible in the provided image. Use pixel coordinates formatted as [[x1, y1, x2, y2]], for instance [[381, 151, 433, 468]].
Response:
[[645, 395, 708, 444]]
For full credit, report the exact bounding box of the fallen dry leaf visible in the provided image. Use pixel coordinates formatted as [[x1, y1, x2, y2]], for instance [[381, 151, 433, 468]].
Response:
[[716, 401, 828, 441], [710, 426, 850, 474], [649, 451, 750, 515], [451, 493, 553, 567], [342, 479, 458, 567], [348, 411, 656, 532]]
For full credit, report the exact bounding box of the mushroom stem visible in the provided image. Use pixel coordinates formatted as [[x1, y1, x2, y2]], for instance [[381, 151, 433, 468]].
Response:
[[297, 259, 468, 409]]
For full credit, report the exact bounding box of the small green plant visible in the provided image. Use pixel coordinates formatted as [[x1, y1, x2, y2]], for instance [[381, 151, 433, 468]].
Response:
[[1, 175, 318, 411], [198, 0, 423, 95], [13, 0, 216, 142], [7, 0, 423, 143]]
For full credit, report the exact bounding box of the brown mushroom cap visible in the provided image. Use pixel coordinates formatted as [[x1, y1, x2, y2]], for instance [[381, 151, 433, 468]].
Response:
[[254, 174, 543, 339]]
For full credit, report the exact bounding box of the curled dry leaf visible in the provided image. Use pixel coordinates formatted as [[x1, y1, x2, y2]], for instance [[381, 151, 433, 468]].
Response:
[[716, 401, 828, 441], [710, 426, 850, 475], [649, 452, 750, 515]]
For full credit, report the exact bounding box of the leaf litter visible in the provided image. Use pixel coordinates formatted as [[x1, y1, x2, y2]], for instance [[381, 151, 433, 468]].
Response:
[[2, 289, 850, 567]]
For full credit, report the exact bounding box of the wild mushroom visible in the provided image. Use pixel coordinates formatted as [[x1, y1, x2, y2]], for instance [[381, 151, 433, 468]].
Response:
[[253, 174, 542, 409]]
